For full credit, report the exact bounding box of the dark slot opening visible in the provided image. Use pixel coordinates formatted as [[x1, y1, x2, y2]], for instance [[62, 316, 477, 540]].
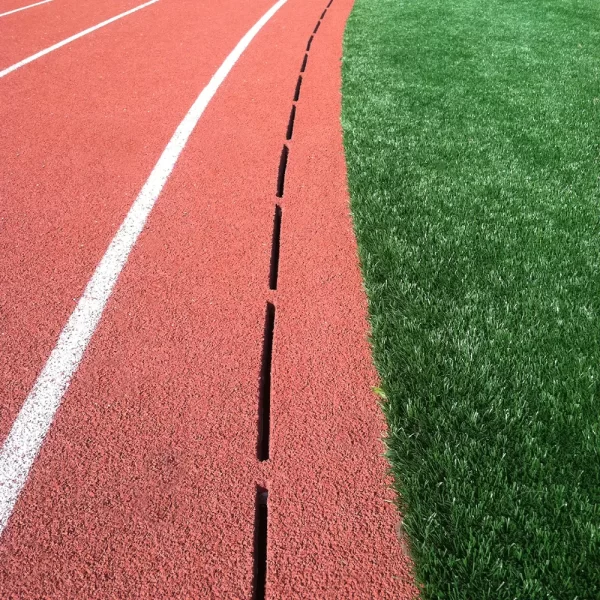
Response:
[[253, 488, 269, 600], [306, 35, 314, 51], [258, 304, 275, 461], [293, 75, 302, 102], [286, 105, 296, 140], [321, 9, 327, 19], [313, 20, 320, 33], [327, 0, 333, 7], [269, 205, 282, 290], [300, 54, 308, 73], [276, 145, 289, 198]]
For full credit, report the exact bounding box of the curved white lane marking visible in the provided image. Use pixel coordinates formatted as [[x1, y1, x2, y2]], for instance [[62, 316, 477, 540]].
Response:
[[0, 0, 159, 79], [0, 0, 288, 535], [0, 0, 53, 19]]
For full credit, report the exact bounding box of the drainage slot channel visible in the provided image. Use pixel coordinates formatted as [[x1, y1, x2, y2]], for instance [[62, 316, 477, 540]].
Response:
[[286, 105, 296, 140], [269, 206, 282, 290], [276, 145, 289, 198], [293, 75, 302, 102], [327, 0, 333, 7], [253, 487, 269, 600], [306, 35, 313, 51], [313, 20, 320, 34], [258, 304, 275, 461], [300, 53, 308, 73], [321, 8, 327, 19]]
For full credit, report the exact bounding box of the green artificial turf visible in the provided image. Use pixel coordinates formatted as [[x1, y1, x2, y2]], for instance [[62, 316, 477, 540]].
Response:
[[341, 0, 600, 598]]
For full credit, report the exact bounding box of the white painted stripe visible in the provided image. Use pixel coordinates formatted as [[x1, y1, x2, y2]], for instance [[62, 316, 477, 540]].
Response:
[[0, 0, 52, 19], [0, 0, 159, 79], [0, 0, 287, 536]]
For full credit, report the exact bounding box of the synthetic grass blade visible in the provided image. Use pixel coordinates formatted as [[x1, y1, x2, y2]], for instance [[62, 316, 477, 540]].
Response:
[[342, 0, 600, 597]]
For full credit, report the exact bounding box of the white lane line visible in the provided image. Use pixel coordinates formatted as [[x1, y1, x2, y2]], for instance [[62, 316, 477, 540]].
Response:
[[0, 0, 53, 19], [0, 0, 159, 79], [0, 0, 287, 536]]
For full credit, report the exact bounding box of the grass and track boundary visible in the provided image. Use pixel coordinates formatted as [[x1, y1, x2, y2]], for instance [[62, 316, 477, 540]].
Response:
[[342, 0, 600, 597]]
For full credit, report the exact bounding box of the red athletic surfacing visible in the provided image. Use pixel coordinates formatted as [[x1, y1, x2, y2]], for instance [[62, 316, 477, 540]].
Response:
[[0, 0, 418, 597]]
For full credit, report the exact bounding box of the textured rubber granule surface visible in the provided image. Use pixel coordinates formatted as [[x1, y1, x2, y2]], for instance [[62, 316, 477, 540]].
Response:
[[0, 0, 151, 69], [0, 0, 417, 597], [0, 0, 272, 444]]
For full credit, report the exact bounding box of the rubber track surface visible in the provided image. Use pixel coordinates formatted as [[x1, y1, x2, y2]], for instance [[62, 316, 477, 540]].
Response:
[[0, 0, 150, 69], [0, 0, 418, 596]]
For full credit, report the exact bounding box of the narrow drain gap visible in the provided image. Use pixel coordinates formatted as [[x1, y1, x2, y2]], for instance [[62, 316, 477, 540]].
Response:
[[286, 105, 296, 140], [269, 205, 282, 290], [300, 53, 308, 73], [276, 145, 289, 198], [253, 487, 269, 600], [254, 6, 334, 595], [293, 75, 302, 102], [258, 303, 275, 461]]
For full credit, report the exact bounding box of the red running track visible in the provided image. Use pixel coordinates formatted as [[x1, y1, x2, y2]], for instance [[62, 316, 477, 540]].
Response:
[[0, 0, 418, 597], [0, 0, 155, 70]]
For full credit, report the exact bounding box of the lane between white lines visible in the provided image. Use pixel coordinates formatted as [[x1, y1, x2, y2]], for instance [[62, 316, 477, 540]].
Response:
[[0, 0, 53, 19], [0, 0, 159, 79], [0, 0, 288, 536]]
